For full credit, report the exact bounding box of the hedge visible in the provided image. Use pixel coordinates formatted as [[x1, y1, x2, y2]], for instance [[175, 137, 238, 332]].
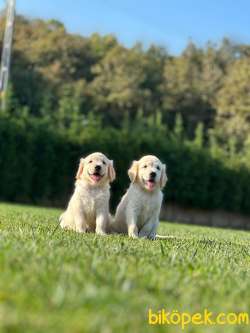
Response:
[[1, 116, 250, 215]]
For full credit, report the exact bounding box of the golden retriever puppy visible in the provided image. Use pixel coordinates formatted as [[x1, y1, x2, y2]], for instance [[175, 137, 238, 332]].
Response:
[[60, 152, 116, 235], [112, 155, 167, 239]]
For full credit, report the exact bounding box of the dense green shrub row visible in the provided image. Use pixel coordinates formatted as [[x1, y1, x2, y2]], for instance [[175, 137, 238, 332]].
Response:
[[1, 115, 250, 215]]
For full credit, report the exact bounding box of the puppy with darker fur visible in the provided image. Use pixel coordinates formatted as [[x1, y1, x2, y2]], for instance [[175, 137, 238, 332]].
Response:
[[60, 152, 116, 235]]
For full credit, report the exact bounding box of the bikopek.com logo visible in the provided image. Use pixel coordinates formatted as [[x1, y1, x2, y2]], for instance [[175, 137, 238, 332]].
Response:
[[148, 308, 249, 330]]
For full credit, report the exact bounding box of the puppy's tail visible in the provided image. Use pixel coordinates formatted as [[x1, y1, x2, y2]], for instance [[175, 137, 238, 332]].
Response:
[[155, 234, 178, 240], [156, 234, 192, 241]]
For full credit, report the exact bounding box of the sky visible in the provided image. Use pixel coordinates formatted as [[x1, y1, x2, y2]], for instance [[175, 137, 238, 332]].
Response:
[[0, 0, 250, 54]]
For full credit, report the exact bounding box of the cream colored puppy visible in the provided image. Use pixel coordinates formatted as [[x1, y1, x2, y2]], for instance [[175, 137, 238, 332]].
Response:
[[60, 152, 116, 235], [112, 155, 167, 239]]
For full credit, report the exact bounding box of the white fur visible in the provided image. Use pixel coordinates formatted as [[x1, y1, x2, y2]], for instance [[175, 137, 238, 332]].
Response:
[[112, 155, 167, 239], [60, 152, 115, 235]]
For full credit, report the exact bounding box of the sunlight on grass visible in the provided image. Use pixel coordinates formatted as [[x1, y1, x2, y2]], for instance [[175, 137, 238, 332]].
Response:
[[0, 203, 250, 333]]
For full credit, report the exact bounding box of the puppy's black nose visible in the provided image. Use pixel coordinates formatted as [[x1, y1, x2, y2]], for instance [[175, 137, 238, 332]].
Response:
[[150, 172, 156, 178], [95, 165, 101, 172]]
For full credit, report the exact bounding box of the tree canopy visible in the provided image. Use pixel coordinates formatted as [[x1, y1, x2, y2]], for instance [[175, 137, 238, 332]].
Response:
[[0, 16, 250, 150]]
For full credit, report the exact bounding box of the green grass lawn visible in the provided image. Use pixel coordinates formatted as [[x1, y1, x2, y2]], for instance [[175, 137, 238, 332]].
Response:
[[0, 203, 250, 333]]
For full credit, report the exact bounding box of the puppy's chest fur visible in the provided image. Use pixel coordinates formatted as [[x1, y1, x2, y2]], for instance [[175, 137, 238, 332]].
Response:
[[129, 186, 162, 227], [75, 182, 109, 218]]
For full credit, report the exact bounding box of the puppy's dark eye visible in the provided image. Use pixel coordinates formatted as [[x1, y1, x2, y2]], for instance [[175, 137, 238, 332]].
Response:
[[156, 166, 160, 170], [143, 165, 147, 169], [103, 160, 106, 165], [89, 160, 93, 164]]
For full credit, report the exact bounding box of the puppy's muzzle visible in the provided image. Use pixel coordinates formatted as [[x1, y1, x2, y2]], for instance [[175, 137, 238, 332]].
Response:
[[144, 171, 157, 191], [149, 172, 156, 180], [89, 165, 104, 183], [95, 165, 102, 172]]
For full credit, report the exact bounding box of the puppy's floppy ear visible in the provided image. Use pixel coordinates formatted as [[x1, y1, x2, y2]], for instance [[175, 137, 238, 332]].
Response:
[[128, 161, 138, 183], [160, 164, 168, 189], [76, 158, 85, 180], [108, 160, 116, 183]]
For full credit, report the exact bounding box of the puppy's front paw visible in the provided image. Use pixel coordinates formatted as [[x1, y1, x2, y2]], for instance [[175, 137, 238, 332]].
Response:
[[75, 227, 86, 233], [96, 228, 108, 236], [128, 224, 139, 239], [129, 233, 139, 239]]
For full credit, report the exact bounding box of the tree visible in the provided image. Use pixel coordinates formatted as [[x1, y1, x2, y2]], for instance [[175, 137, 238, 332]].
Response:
[[90, 45, 151, 125], [215, 58, 250, 147], [162, 42, 213, 135]]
